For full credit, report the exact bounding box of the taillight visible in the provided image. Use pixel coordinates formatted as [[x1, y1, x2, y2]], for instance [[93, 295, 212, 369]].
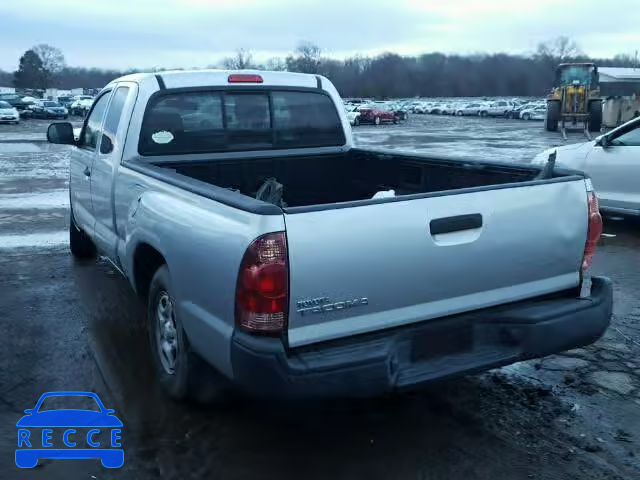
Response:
[[235, 232, 288, 335], [228, 74, 263, 83], [582, 187, 603, 272]]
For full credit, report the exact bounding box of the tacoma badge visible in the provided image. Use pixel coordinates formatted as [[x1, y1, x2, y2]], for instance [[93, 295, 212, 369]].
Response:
[[296, 296, 369, 315]]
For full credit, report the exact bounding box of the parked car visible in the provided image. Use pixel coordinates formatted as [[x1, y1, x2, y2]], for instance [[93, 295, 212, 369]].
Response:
[[57, 96, 75, 108], [533, 116, 640, 216], [70, 98, 94, 116], [412, 102, 431, 114], [357, 105, 396, 125], [0, 100, 20, 124], [455, 103, 484, 116], [47, 69, 611, 401], [29, 100, 68, 119], [386, 103, 410, 121], [0, 93, 34, 113], [439, 104, 456, 115], [520, 106, 546, 121], [479, 100, 517, 117], [506, 102, 545, 119], [345, 105, 361, 126]]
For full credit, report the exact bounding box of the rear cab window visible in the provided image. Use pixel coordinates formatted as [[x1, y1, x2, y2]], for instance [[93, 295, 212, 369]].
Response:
[[139, 89, 345, 155]]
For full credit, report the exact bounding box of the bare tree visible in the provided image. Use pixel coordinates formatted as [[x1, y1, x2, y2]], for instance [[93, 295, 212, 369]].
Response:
[[264, 57, 287, 71], [536, 36, 582, 63], [286, 42, 322, 73], [32, 44, 65, 88], [222, 48, 254, 69]]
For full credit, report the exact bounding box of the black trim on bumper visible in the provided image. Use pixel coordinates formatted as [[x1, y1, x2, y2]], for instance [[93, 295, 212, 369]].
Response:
[[230, 277, 613, 398]]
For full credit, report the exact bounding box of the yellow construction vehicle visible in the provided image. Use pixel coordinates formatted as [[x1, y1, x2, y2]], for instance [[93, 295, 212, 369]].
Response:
[[545, 63, 602, 139]]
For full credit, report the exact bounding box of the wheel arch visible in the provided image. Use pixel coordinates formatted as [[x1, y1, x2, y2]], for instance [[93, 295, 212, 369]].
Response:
[[132, 242, 167, 301]]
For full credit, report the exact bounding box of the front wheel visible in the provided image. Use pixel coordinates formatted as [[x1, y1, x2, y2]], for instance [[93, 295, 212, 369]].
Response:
[[148, 265, 228, 402], [588, 100, 603, 132], [374, 116, 381, 125], [69, 211, 96, 259], [354, 117, 360, 126], [522, 113, 531, 121], [545, 101, 560, 131]]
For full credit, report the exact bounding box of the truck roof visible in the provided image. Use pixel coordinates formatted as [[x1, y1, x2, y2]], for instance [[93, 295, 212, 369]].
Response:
[[110, 69, 323, 90]]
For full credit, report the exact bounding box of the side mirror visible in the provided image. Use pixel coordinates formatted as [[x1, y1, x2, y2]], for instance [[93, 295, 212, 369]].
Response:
[[596, 135, 610, 148], [47, 122, 76, 145], [100, 135, 113, 154]]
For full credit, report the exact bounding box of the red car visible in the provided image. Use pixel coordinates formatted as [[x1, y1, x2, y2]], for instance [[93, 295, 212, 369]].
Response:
[[357, 106, 396, 125]]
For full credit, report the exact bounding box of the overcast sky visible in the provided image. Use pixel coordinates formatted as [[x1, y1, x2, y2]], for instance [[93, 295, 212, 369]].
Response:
[[1, 0, 639, 71]]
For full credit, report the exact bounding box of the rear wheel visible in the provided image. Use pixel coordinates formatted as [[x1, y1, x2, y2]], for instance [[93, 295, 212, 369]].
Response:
[[545, 101, 560, 131], [588, 100, 603, 132], [354, 117, 360, 126], [374, 116, 381, 125], [522, 113, 531, 121], [479, 111, 488, 117], [69, 211, 96, 259], [147, 265, 228, 402]]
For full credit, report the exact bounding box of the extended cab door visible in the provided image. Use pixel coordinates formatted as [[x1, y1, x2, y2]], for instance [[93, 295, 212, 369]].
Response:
[[91, 83, 137, 260], [70, 91, 112, 233], [585, 119, 640, 213]]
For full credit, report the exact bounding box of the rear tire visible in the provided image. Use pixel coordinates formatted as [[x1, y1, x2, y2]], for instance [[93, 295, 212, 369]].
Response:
[[69, 211, 96, 259], [588, 100, 603, 132], [147, 265, 228, 403], [545, 101, 560, 131]]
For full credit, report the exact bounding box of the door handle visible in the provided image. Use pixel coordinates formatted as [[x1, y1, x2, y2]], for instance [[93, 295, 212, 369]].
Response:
[[430, 214, 482, 235], [83, 166, 91, 177]]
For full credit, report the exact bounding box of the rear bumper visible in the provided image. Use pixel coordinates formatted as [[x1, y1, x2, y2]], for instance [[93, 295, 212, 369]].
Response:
[[230, 277, 612, 398]]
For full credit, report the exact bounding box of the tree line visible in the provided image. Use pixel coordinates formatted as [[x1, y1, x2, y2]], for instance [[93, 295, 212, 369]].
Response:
[[2, 38, 638, 98]]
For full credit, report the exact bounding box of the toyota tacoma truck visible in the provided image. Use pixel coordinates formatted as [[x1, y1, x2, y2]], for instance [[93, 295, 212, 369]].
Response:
[[47, 70, 612, 400]]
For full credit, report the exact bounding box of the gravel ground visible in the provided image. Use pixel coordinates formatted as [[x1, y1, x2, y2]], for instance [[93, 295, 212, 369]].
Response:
[[0, 116, 638, 480]]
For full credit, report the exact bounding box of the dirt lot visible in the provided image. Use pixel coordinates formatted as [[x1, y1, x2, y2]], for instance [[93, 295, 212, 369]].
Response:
[[1, 116, 639, 480]]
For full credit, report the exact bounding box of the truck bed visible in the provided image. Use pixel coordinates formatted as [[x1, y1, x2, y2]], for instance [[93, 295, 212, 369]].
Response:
[[152, 149, 545, 210], [138, 148, 589, 346]]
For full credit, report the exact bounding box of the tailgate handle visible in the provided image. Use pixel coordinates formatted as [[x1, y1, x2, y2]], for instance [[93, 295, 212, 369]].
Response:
[[430, 214, 482, 235]]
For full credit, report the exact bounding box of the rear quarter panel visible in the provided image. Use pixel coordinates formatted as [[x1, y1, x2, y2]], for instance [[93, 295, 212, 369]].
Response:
[[114, 166, 285, 377]]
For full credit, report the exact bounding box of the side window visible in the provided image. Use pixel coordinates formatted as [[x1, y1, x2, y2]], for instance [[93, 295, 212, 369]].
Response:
[[611, 124, 640, 147], [100, 87, 130, 154], [80, 93, 111, 150]]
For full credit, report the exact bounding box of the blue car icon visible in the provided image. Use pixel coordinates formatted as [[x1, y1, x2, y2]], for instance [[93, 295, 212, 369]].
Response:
[[16, 391, 123, 468]]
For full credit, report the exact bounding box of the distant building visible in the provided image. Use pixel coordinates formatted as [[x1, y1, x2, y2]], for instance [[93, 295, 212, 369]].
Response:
[[599, 67, 640, 128], [0, 86, 16, 94]]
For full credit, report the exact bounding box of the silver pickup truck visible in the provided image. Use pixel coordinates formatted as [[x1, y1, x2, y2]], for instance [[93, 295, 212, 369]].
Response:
[[47, 70, 612, 400]]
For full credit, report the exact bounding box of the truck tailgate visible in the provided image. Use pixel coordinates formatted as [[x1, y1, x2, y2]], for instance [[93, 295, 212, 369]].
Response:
[[284, 180, 588, 347]]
